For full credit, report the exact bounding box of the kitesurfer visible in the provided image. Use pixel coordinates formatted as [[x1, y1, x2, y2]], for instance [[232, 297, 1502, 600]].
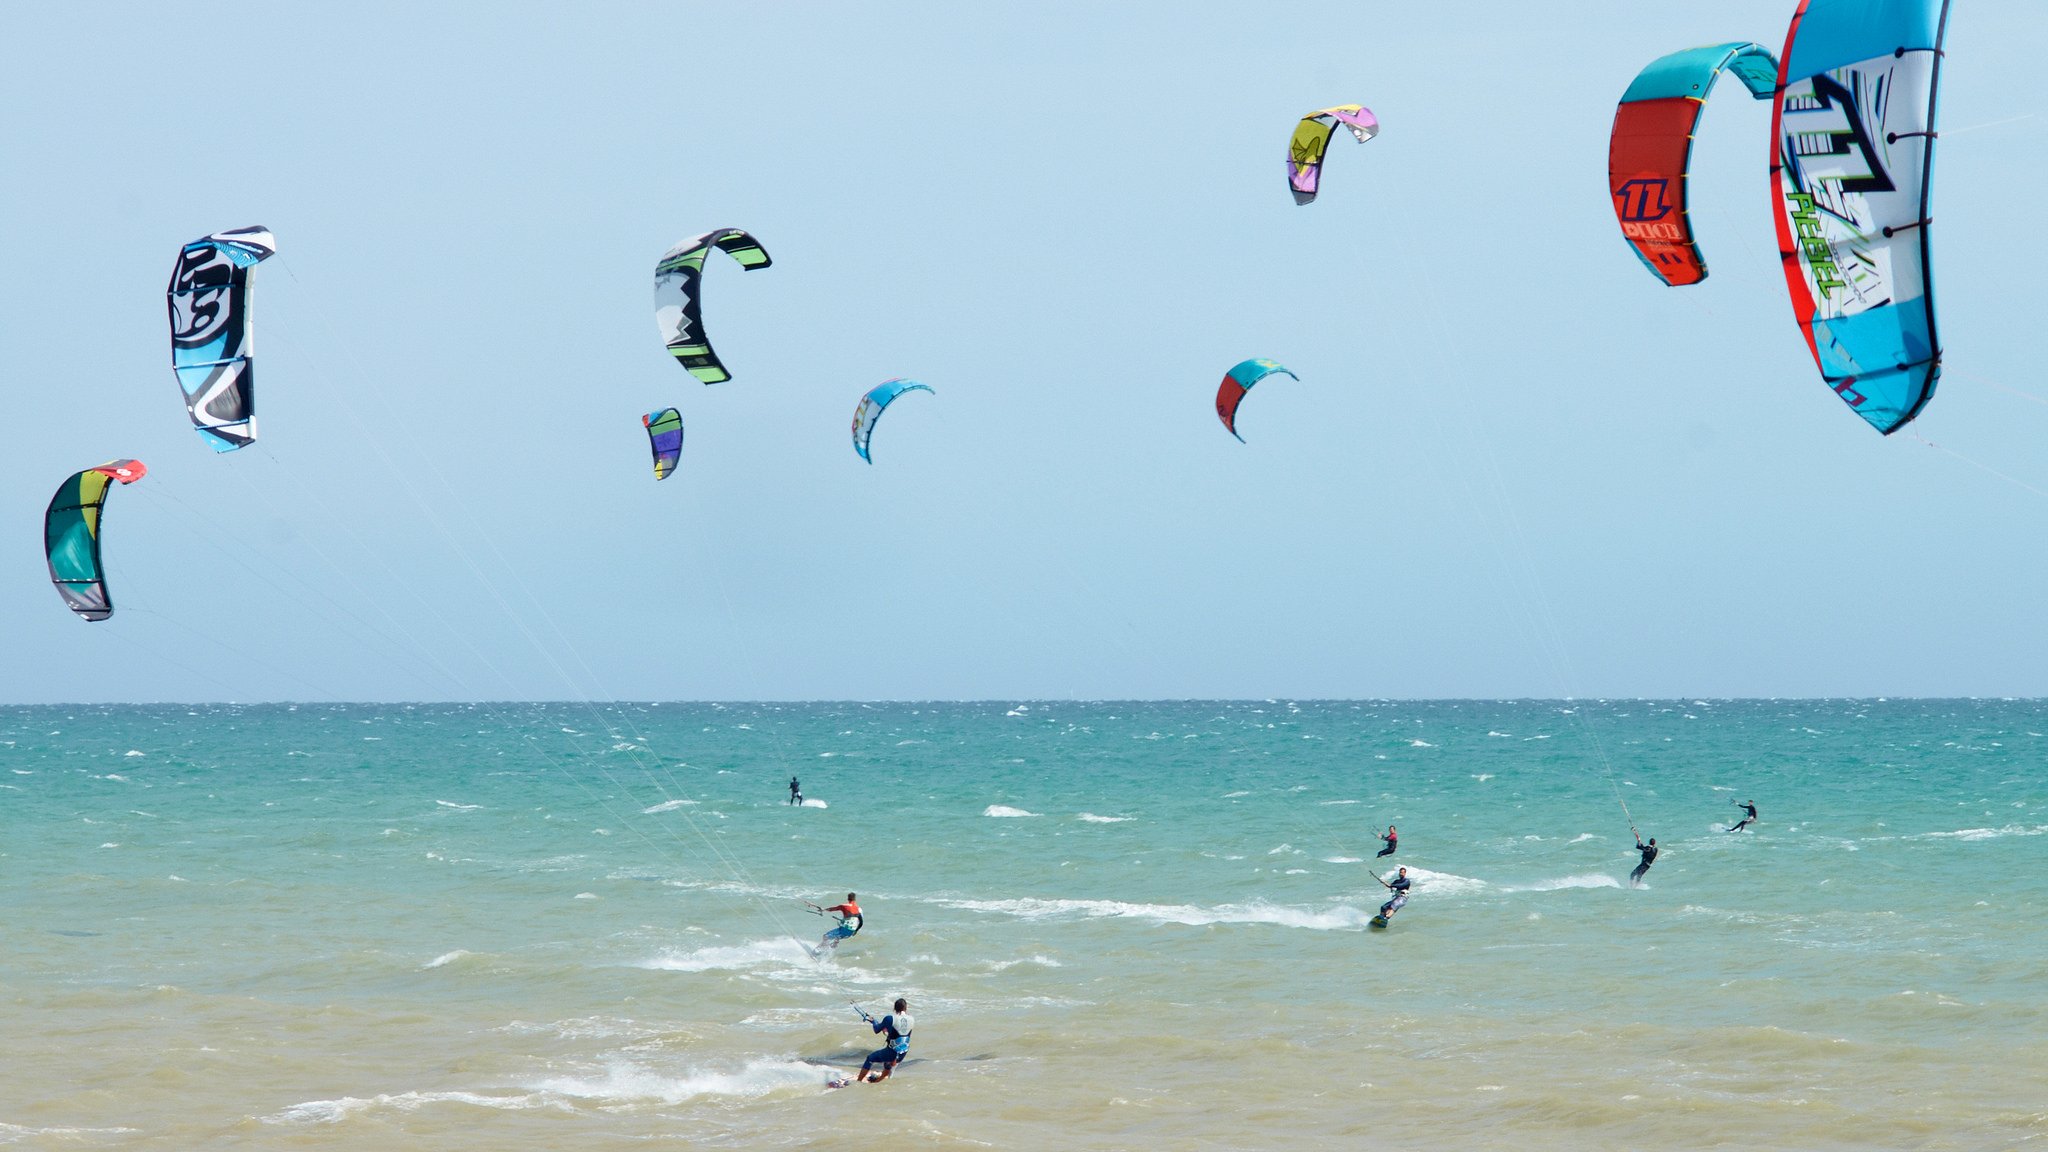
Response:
[[1376, 825, 1398, 858], [789, 775, 802, 805], [808, 893, 862, 952], [1629, 836, 1659, 886], [1376, 867, 1412, 919], [1727, 800, 1757, 833], [858, 997, 913, 1083]]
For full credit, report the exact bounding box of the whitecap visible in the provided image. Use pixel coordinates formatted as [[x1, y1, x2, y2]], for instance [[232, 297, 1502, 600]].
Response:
[[1471, 773, 1494, 782], [1409, 739, 1435, 748], [574, 893, 598, 900], [798, 798, 828, 808], [641, 799, 698, 814], [1222, 790, 1251, 798], [436, 800, 482, 811], [1323, 856, 1362, 864], [1569, 832, 1600, 843], [422, 950, 471, 970], [123, 750, 144, 757], [1076, 813, 1131, 823], [983, 805, 1035, 818]]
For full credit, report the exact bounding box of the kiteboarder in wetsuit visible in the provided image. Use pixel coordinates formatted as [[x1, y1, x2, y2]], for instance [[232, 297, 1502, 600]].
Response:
[[858, 997, 913, 1083], [1629, 836, 1658, 886], [1376, 867, 1412, 919], [807, 893, 862, 952], [1728, 800, 1757, 832], [789, 775, 802, 805], [1376, 825, 1398, 858]]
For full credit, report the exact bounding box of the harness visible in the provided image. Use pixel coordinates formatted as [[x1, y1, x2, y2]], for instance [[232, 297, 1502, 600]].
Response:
[[884, 1016, 911, 1055]]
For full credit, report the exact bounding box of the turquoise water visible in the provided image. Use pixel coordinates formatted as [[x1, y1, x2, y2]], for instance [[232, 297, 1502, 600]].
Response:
[[4, 700, 2045, 1149]]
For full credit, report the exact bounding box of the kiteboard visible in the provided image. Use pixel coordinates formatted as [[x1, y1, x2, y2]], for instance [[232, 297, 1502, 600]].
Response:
[[826, 1075, 853, 1090], [1369, 914, 1389, 930]]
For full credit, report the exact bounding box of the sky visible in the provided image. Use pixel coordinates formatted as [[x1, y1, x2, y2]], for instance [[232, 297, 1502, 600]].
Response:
[[2, 2, 2043, 703]]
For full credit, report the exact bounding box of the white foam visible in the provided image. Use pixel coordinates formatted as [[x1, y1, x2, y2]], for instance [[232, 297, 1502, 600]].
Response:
[[1222, 790, 1251, 798], [574, 893, 598, 900], [436, 800, 482, 811], [1076, 813, 1131, 823], [799, 798, 828, 808], [1390, 867, 1490, 897], [528, 1058, 827, 1105], [1323, 856, 1362, 864], [1319, 799, 1360, 806], [611, 742, 642, 752], [1569, 832, 1600, 843], [1472, 773, 1494, 782], [123, 750, 144, 757], [422, 950, 471, 969], [983, 805, 1035, 818], [1267, 843, 1299, 855], [638, 937, 814, 973], [1487, 731, 1511, 737], [1410, 739, 1435, 748], [641, 799, 698, 813]]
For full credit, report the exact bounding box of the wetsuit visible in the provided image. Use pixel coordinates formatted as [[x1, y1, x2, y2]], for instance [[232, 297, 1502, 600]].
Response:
[[1376, 828, 1398, 858], [821, 902, 863, 947], [1379, 874, 1411, 917], [1629, 840, 1658, 885], [860, 1011, 913, 1078], [1728, 802, 1756, 833], [789, 777, 801, 805]]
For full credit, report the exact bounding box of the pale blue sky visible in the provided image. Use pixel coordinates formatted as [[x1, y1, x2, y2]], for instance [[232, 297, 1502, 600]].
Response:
[[2, 2, 2043, 702]]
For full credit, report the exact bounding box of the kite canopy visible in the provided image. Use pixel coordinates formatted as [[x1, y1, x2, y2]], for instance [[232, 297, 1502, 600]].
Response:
[[1287, 105, 1379, 205], [1214, 358, 1298, 442], [45, 460, 147, 622], [1770, 0, 1949, 435], [654, 228, 771, 384], [643, 408, 683, 480], [1608, 43, 1777, 286], [167, 227, 274, 452], [852, 379, 934, 464]]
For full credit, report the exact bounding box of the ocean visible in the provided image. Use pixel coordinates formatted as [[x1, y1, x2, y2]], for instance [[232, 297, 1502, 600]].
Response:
[[3, 699, 2044, 1150]]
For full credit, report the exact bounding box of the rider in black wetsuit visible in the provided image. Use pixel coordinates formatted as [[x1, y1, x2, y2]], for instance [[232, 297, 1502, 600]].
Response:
[[1377, 867, 1412, 918], [789, 776, 802, 805], [1728, 800, 1757, 832], [1629, 836, 1658, 886]]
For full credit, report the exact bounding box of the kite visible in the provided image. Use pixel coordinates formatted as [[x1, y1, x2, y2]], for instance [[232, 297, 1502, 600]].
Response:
[[1287, 105, 1379, 205], [1770, 0, 1950, 434], [852, 379, 934, 464], [1214, 359, 1297, 442], [45, 460, 147, 622], [643, 408, 683, 480], [654, 228, 771, 383], [1608, 43, 1777, 286], [167, 227, 274, 452]]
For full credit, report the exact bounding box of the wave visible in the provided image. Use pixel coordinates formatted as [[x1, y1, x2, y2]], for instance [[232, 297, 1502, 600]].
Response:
[[1410, 739, 1435, 748], [422, 950, 472, 970], [123, 750, 144, 757], [1569, 832, 1600, 843], [799, 798, 828, 808], [984, 954, 1063, 971], [637, 938, 813, 973], [1907, 825, 2048, 841], [641, 798, 698, 814], [983, 805, 1035, 818], [1222, 790, 1251, 798], [1322, 856, 1362, 864], [1076, 813, 1131, 823], [1507, 872, 1624, 892], [930, 894, 1374, 931], [267, 1090, 551, 1124], [529, 1058, 830, 1104], [435, 800, 482, 811]]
